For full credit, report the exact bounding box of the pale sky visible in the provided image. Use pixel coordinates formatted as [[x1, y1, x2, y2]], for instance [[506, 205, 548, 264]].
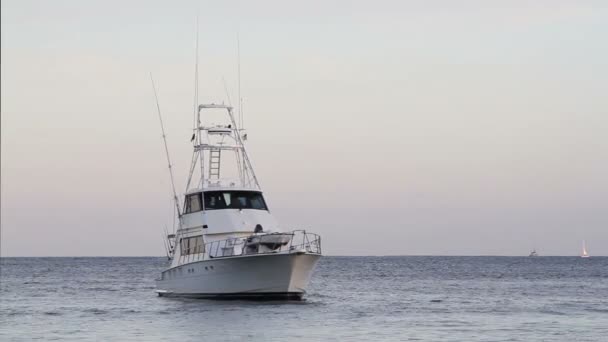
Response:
[[1, 0, 607, 256]]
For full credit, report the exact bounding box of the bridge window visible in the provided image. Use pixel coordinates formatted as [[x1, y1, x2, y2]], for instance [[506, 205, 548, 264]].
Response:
[[203, 191, 268, 210], [184, 193, 202, 213]]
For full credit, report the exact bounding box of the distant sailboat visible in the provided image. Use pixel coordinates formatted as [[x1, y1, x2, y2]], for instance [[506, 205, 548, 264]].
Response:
[[581, 240, 590, 258], [529, 249, 538, 257]]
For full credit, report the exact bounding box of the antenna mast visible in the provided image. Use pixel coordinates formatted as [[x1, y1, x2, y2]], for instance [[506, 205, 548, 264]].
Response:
[[194, 16, 205, 189], [237, 32, 242, 128], [193, 15, 200, 133], [150, 73, 181, 218]]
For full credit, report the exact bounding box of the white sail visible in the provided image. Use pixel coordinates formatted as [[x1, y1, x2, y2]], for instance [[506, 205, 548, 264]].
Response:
[[581, 240, 590, 258]]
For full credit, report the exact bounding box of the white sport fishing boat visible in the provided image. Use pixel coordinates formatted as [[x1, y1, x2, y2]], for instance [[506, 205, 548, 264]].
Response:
[[155, 103, 322, 299]]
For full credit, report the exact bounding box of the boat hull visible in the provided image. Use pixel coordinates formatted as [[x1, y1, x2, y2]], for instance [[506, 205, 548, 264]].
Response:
[[155, 252, 321, 300]]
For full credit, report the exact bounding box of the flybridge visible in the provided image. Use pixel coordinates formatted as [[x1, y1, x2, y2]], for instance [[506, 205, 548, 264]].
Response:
[[185, 103, 260, 192]]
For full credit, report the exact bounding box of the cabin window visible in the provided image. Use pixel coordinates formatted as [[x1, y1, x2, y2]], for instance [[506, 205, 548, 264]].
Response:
[[222, 193, 232, 207], [205, 192, 226, 209], [184, 193, 202, 214], [249, 195, 266, 210], [180, 235, 204, 255], [203, 191, 268, 210]]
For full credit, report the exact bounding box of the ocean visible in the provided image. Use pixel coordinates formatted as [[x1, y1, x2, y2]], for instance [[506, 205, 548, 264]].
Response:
[[1, 256, 607, 341]]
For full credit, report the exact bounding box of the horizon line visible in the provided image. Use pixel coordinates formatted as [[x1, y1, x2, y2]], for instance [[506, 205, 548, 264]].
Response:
[[1, 254, 605, 258]]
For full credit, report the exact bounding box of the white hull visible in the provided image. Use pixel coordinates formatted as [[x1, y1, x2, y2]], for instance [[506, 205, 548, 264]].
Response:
[[156, 252, 320, 299]]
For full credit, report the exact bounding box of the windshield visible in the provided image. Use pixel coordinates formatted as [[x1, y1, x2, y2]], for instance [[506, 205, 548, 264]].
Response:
[[203, 191, 268, 210]]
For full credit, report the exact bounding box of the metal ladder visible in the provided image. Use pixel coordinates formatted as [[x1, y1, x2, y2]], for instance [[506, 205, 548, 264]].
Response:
[[209, 149, 221, 179]]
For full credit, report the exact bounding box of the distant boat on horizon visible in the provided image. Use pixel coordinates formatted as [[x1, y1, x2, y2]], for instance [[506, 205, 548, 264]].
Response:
[[529, 249, 539, 257], [581, 240, 590, 258]]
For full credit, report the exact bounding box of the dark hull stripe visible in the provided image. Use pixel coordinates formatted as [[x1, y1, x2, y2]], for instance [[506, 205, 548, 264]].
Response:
[[157, 291, 305, 300]]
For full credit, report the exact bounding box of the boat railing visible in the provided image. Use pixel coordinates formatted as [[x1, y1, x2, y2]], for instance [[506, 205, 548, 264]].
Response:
[[178, 230, 321, 265], [285, 230, 322, 255]]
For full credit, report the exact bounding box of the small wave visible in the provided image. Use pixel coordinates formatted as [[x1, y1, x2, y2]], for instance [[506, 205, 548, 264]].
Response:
[[43, 311, 62, 316], [437, 320, 469, 325], [29, 293, 48, 298], [85, 287, 118, 292], [539, 309, 567, 316], [311, 293, 331, 299], [83, 308, 108, 315], [3, 309, 29, 317], [121, 309, 141, 314], [586, 308, 608, 314], [352, 311, 369, 318]]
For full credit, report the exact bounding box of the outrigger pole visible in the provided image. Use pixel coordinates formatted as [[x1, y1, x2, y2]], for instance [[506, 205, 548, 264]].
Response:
[[150, 73, 182, 218]]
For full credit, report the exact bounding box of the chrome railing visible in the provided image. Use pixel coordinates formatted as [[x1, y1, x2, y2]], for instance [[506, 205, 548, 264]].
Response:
[[178, 230, 321, 265]]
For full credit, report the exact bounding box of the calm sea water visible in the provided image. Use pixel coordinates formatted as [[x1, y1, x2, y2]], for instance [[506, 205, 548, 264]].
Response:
[[1, 256, 607, 341]]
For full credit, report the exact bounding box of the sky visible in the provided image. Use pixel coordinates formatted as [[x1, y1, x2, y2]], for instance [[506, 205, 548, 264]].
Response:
[[1, 0, 607, 256]]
